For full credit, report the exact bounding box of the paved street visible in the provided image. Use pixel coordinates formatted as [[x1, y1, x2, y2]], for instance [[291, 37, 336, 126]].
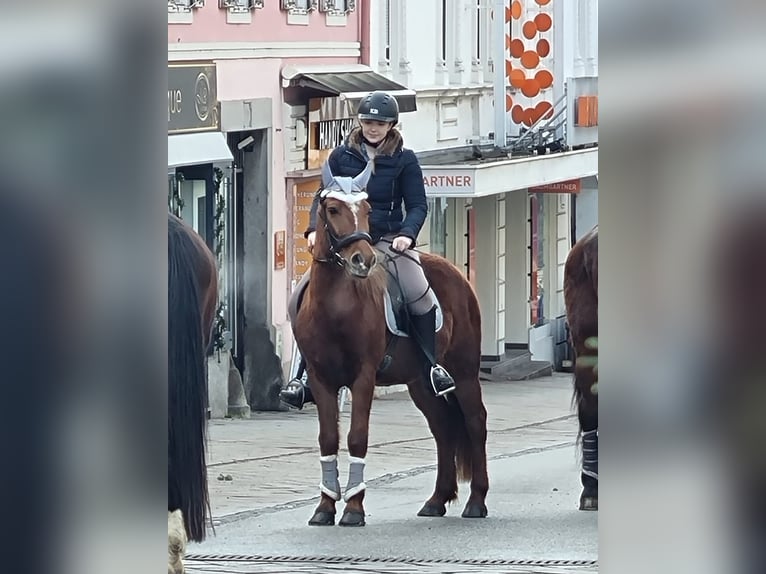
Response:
[[185, 374, 598, 573]]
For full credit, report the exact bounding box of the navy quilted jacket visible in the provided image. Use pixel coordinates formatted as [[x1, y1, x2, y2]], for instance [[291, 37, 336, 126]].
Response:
[[306, 127, 428, 244]]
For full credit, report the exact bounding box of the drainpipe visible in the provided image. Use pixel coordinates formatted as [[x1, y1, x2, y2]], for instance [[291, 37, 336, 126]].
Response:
[[359, 0, 370, 65]]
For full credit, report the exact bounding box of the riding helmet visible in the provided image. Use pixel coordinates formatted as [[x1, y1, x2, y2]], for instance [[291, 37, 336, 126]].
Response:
[[357, 91, 399, 125]]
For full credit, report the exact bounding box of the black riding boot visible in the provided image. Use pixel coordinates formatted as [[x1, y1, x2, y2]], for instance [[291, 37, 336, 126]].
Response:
[[409, 306, 456, 397], [279, 358, 315, 410]]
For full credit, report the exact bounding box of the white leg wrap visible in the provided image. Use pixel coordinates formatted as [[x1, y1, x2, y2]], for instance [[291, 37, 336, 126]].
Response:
[[319, 454, 341, 501], [344, 456, 366, 501]]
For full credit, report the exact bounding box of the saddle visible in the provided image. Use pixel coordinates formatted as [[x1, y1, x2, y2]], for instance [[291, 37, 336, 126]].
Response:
[[290, 273, 443, 338]]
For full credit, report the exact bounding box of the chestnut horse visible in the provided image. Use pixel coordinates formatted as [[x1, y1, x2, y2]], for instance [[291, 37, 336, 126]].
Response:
[[168, 213, 218, 567], [563, 225, 598, 511], [292, 162, 489, 526]]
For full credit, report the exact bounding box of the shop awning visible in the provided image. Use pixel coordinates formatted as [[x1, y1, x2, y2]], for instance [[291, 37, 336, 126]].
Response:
[[281, 64, 417, 113], [419, 148, 598, 198], [168, 132, 234, 169]]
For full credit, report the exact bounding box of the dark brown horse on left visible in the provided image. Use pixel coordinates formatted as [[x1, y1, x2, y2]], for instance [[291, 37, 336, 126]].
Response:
[[168, 213, 218, 571], [291, 162, 489, 527], [563, 225, 598, 511]]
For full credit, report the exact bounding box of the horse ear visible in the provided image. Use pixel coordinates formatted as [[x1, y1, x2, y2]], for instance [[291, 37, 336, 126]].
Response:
[[353, 161, 374, 191], [321, 161, 334, 190]]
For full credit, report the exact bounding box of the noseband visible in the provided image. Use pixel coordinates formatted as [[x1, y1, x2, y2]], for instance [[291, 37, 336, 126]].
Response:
[[316, 200, 373, 268]]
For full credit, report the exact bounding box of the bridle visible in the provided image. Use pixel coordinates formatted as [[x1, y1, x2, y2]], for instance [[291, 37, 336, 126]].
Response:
[[314, 197, 373, 268]]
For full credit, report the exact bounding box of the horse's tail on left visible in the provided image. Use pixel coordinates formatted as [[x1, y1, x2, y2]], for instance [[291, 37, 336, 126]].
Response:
[[168, 220, 211, 543]]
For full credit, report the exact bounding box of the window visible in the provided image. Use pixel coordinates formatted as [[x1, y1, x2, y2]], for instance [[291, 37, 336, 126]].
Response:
[[220, 0, 264, 12], [319, 0, 355, 13], [281, 0, 317, 12], [168, 0, 204, 13]]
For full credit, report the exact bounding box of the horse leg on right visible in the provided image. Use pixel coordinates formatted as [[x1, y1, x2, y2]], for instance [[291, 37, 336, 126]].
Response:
[[406, 380, 459, 517], [308, 371, 342, 526], [576, 369, 598, 511], [453, 375, 489, 518]]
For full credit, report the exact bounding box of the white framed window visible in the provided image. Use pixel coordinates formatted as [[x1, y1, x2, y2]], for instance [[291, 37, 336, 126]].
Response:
[[220, 0, 264, 13], [220, 0, 264, 23], [282, 0, 318, 24], [319, 0, 355, 13], [169, 0, 204, 24], [168, 0, 204, 13], [281, 0, 317, 13]]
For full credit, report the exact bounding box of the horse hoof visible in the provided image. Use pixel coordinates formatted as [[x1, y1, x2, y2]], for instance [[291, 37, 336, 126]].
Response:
[[338, 510, 366, 527], [308, 511, 336, 526], [417, 502, 446, 517], [579, 496, 598, 511], [461, 503, 488, 518]]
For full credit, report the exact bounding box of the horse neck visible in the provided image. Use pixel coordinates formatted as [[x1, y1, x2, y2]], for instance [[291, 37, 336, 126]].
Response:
[[308, 260, 386, 314]]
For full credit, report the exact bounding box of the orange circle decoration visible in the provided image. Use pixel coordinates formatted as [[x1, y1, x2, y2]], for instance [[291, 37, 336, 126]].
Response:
[[512, 105, 525, 124], [510, 39, 525, 58], [522, 21, 537, 39], [535, 0, 551, 5], [535, 69, 554, 89], [506, 94, 514, 112], [511, 1, 522, 19], [522, 79, 541, 98], [510, 69, 527, 88], [505, 35, 512, 50], [505, 59, 513, 78], [534, 13, 552, 31], [536, 38, 550, 57], [534, 101, 554, 122], [520, 50, 540, 69], [523, 107, 536, 127]]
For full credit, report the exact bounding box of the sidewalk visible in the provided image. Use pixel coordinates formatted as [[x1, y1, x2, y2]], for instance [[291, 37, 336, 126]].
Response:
[[205, 374, 578, 521]]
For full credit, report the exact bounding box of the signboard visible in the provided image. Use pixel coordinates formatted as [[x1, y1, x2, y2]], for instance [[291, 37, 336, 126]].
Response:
[[168, 64, 219, 134], [307, 97, 356, 170], [422, 169, 476, 197], [274, 230, 286, 270], [292, 178, 320, 283], [565, 76, 598, 147], [528, 179, 581, 193]]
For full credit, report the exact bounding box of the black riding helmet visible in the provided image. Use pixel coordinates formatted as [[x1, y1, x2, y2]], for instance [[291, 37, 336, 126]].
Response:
[[357, 91, 399, 125]]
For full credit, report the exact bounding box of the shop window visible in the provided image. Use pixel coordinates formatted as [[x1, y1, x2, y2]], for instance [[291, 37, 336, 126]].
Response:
[[428, 197, 447, 258], [529, 193, 547, 326]]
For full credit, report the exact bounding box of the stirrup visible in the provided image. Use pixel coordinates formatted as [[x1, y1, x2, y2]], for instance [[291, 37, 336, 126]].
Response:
[[280, 379, 306, 410], [430, 365, 456, 397]]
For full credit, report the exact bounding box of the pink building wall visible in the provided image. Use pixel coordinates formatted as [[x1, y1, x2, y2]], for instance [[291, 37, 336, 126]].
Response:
[[169, 3, 360, 44]]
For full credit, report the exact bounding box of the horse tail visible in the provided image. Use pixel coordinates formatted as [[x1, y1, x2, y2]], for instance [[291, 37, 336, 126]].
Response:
[[168, 222, 211, 543], [447, 395, 474, 484]]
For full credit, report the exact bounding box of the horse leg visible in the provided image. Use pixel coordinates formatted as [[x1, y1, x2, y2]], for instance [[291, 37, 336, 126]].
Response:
[[167, 509, 187, 574], [577, 392, 598, 511], [308, 379, 342, 526], [339, 369, 376, 527], [406, 381, 458, 517], [453, 378, 489, 518]]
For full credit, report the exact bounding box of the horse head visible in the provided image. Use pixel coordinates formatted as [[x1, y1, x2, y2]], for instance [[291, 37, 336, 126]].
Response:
[[317, 160, 377, 277]]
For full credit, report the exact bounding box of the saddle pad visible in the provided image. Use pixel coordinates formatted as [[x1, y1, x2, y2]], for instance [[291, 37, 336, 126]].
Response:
[[384, 290, 444, 338]]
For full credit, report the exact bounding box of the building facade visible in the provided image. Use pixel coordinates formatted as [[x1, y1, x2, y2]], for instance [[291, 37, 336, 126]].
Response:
[[366, 0, 599, 371], [168, 0, 369, 411]]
